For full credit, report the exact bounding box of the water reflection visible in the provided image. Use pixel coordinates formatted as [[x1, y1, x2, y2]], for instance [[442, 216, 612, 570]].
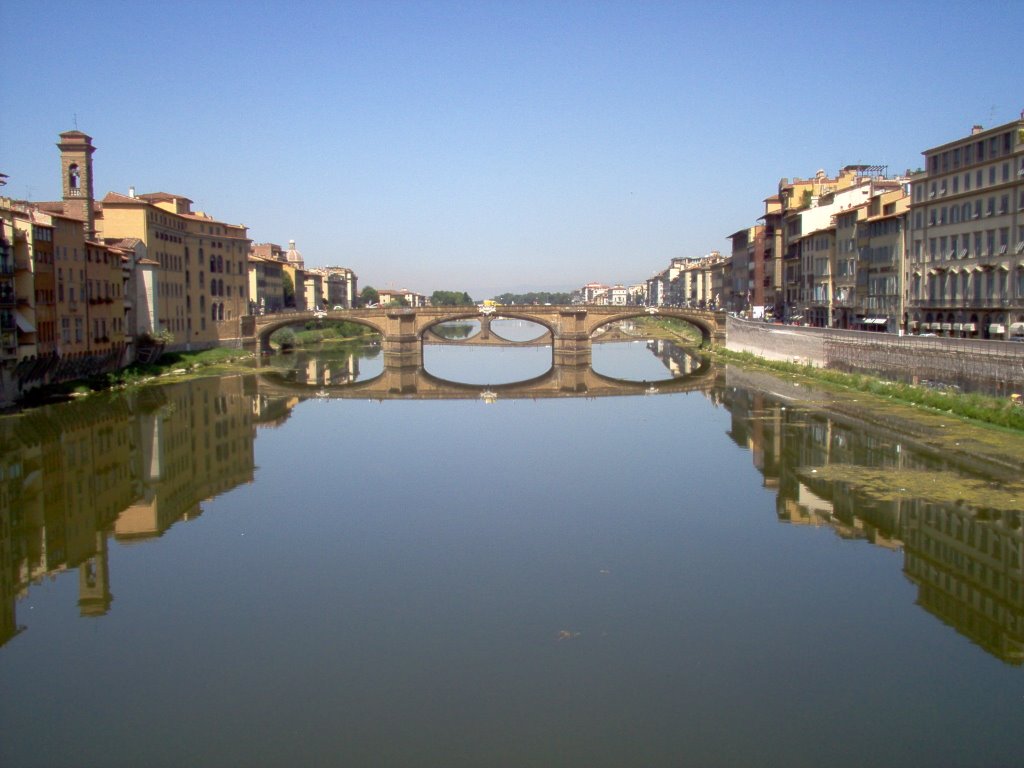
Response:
[[722, 366, 1024, 664], [430, 320, 480, 340], [1, 346, 1021, 668], [0, 376, 281, 647], [487, 317, 547, 342], [267, 345, 383, 388]]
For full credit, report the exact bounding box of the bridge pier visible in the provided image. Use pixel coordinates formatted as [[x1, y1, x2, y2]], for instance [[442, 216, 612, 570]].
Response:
[[552, 308, 592, 366], [381, 310, 424, 368]]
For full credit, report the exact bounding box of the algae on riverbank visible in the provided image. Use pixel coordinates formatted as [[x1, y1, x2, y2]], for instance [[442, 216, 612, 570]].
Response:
[[798, 465, 1024, 513]]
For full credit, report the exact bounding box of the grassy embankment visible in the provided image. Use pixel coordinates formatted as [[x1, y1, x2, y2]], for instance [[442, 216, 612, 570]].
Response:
[[21, 321, 378, 405], [634, 316, 1024, 432]]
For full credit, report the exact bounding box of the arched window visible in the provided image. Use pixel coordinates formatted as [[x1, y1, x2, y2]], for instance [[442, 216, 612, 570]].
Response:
[[68, 164, 80, 189], [217, 255, 223, 273], [210, 255, 216, 271], [218, 302, 224, 321], [212, 304, 218, 322]]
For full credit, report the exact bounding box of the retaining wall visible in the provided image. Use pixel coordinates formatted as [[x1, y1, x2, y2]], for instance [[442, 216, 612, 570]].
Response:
[[726, 316, 1024, 393]]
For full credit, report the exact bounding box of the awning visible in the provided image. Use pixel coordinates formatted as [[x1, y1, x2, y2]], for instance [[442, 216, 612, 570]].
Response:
[[940, 322, 952, 330], [14, 310, 35, 333], [1009, 322, 1024, 335], [864, 318, 887, 325], [908, 320, 919, 327], [963, 323, 976, 332], [952, 322, 963, 331], [989, 324, 1006, 334]]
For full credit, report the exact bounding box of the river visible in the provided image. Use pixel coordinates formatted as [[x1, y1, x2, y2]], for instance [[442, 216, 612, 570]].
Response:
[[1, 326, 1022, 767]]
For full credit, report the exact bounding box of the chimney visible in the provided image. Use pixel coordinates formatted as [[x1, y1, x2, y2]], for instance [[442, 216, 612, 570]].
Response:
[[971, 124, 984, 135], [128, 186, 135, 198]]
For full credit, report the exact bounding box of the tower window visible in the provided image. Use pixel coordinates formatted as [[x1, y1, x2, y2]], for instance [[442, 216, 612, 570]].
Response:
[[68, 164, 80, 189]]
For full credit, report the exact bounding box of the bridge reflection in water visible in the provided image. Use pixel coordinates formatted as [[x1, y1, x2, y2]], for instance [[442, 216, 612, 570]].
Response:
[[257, 348, 715, 400]]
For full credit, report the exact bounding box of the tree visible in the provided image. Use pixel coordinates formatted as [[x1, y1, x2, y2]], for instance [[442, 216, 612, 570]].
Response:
[[282, 271, 295, 308], [494, 291, 572, 305], [430, 290, 475, 306], [361, 286, 379, 307]]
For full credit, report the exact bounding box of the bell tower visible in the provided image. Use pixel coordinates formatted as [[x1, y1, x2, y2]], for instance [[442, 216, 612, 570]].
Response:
[[57, 130, 97, 240]]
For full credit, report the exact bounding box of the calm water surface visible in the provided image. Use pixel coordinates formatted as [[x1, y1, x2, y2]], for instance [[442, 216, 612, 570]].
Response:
[[1, 339, 1022, 767]]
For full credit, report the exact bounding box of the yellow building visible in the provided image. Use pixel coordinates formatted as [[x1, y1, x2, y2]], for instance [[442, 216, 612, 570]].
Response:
[[100, 191, 250, 348]]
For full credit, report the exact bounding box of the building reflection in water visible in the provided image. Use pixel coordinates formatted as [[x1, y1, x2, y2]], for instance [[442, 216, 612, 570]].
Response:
[[276, 348, 374, 388], [2, 351, 1022, 667], [719, 366, 1024, 665], [645, 338, 704, 377], [0, 375, 293, 648]]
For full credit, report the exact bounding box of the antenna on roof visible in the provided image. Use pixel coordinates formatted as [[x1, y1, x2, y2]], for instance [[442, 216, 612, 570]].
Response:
[[73, 113, 78, 130]]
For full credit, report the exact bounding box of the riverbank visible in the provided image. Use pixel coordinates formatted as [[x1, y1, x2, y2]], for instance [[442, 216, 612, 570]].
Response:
[[633, 315, 1024, 432], [12, 347, 258, 409], [713, 348, 1024, 432], [723, 363, 1024, 481]]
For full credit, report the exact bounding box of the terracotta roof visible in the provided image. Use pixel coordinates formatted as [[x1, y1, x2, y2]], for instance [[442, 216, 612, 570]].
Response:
[[105, 237, 143, 248], [137, 192, 193, 203], [102, 191, 145, 204]]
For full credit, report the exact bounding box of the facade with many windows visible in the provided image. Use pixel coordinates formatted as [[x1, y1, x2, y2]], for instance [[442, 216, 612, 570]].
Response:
[[908, 118, 1024, 338]]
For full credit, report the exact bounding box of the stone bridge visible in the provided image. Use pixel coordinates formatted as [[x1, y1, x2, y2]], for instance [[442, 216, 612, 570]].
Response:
[[255, 356, 718, 402], [250, 305, 726, 366]]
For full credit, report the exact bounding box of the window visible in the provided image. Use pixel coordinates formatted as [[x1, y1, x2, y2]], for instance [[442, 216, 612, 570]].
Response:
[[1000, 195, 1009, 215], [989, 166, 997, 185], [1003, 163, 1010, 182]]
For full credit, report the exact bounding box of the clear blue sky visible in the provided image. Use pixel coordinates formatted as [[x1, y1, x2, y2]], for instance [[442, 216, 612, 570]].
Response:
[[3, 1, 1021, 298]]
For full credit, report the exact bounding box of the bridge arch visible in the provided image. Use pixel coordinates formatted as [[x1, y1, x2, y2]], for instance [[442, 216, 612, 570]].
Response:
[[585, 308, 718, 346], [253, 311, 387, 350]]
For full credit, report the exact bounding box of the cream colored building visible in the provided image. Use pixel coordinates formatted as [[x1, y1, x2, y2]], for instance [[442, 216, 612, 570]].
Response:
[[101, 191, 250, 347], [908, 117, 1024, 338]]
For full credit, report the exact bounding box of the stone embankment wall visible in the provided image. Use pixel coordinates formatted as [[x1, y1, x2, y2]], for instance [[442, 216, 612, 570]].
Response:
[[726, 316, 1024, 393]]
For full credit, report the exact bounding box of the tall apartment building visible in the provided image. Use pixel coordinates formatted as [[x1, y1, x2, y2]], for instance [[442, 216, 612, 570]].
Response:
[[775, 167, 907, 326], [727, 226, 763, 314], [856, 187, 909, 332], [101, 191, 250, 346], [907, 117, 1024, 338]]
